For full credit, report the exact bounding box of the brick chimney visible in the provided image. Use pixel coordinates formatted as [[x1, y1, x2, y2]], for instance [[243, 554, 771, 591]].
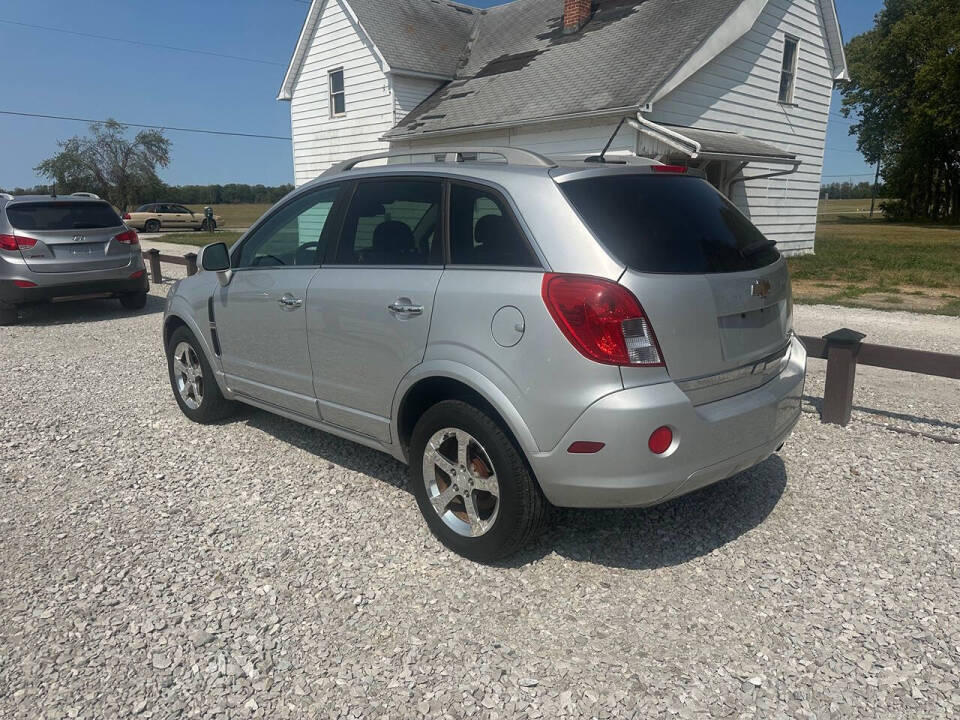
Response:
[[563, 0, 592, 32]]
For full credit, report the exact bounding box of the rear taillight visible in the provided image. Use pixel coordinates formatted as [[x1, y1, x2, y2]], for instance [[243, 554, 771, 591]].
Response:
[[115, 229, 139, 245], [541, 273, 664, 367], [122, 213, 131, 220], [651, 164, 688, 174], [0, 234, 36, 251]]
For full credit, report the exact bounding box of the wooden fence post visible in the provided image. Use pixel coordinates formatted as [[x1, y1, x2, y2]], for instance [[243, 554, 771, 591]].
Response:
[[185, 252, 198, 276], [145, 248, 162, 284], [821, 328, 866, 426]]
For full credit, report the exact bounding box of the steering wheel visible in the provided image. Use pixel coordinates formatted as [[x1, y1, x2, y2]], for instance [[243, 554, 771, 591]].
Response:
[[296, 242, 321, 266]]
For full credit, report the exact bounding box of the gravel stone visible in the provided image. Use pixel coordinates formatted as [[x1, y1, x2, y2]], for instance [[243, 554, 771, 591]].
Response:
[[0, 279, 958, 718]]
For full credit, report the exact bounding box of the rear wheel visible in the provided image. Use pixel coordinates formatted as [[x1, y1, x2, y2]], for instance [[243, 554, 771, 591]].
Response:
[[166, 326, 234, 423], [409, 400, 547, 562], [144, 219, 160, 233], [119, 291, 147, 310], [0, 304, 18, 326]]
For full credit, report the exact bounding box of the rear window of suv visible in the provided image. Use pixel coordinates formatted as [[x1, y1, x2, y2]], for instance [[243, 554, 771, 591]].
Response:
[[5, 201, 122, 231], [558, 174, 780, 273]]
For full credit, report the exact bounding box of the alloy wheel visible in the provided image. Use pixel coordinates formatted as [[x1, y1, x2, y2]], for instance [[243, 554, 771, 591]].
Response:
[[172, 342, 204, 410], [422, 428, 500, 537]]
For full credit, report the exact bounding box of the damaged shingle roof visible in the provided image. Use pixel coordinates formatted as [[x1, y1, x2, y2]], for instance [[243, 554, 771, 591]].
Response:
[[368, 0, 746, 139], [348, 0, 478, 79]]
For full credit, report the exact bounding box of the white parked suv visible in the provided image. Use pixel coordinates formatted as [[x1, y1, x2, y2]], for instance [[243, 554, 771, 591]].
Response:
[[162, 148, 805, 561]]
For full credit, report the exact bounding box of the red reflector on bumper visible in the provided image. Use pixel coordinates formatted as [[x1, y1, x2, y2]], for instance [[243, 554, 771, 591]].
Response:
[[567, 441, 606, 454], [648, 426, 673, 454], [130, 269, 145, 279], [13, 280, 38, 288]]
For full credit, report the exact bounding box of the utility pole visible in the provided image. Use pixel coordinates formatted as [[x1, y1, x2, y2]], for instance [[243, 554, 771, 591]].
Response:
[[869, 159, 881, 217]]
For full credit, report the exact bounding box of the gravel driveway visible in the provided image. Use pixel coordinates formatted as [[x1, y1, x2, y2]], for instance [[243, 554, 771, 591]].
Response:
[[1, 278, 958, 719]]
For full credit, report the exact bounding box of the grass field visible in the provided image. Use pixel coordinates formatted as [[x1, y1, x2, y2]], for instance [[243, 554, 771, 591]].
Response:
[[155, 231, 243, 248], [185, 204, 270, 228], [788, 200, 960, 315]]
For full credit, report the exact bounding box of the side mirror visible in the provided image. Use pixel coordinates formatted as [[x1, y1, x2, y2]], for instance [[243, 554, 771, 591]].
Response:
[[199, 242, 230, 271]]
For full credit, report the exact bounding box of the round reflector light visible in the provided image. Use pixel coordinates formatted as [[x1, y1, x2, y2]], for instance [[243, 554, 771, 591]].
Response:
[[648, 426, 673, 455]]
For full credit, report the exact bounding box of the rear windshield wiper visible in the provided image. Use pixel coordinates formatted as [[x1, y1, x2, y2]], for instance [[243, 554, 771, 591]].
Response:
[[739, 239, 777, 258]]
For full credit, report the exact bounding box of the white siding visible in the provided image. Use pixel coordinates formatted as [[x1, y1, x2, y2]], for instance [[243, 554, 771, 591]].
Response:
[[392, 114, 640, 159], [289, 0, 394, 186], [650, 0, 834, 254], [392, 75, 444, 120]]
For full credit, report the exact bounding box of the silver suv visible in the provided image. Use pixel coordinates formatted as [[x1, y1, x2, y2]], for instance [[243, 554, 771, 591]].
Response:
[[162, 148, 806, 561], [0, 194, 148, 325]]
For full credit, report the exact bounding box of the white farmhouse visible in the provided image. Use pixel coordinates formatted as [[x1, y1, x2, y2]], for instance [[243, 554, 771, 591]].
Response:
[[278, 0, 847, 254]]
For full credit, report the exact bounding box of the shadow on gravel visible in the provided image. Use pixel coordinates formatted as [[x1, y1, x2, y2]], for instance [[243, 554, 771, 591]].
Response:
[[803, 394, 960, 431], [505, 455, 788, 570], [11, 293, 166, 327], [246, 407, 787, 570], [243, 410, 409, 491]]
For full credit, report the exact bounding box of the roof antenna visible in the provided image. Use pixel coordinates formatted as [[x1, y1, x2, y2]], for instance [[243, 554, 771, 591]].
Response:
[[595, 116, 628, 164]]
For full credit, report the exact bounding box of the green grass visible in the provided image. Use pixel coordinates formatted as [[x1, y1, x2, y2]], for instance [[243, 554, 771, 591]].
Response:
[[152, 231, 243, 248], [186, 204, 270, 228], [789, 220, 960, 289]]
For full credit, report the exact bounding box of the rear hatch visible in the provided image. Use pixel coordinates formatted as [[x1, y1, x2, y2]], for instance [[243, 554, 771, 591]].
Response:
[[557, 171, 793, 402], [5, 200, 133, 273]]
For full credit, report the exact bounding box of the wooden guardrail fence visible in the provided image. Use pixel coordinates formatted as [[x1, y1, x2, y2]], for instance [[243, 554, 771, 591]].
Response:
[[144, 248, 198, 283], [798, 329, 960, 426]]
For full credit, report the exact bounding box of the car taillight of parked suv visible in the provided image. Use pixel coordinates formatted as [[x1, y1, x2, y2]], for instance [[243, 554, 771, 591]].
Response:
[[0, 194, 148, 325], [161, 148, 805, 561]]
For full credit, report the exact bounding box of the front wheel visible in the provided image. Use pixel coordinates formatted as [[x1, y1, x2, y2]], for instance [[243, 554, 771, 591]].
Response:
[[144, 219, 160, 233], [409, 400, 547, 562], [166, 326, 234, 423]]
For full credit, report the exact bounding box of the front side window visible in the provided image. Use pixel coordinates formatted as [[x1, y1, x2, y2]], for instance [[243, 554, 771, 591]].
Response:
[[329, 68, 346, 117], [334, 179, 442, 266], [449, 183, 538, 267], [174, 205, 192, 214], [779, 36, 799, 104], [234, 185, 340, 268]]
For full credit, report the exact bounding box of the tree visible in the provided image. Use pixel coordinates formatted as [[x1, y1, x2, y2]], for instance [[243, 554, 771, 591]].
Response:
[[841, 0, 960, 221], [34, 120, 171, 211]]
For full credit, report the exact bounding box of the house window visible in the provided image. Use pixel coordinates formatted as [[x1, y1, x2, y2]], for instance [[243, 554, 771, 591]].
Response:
[[329, 68, 346, 117], [779, 36, 799, 104]]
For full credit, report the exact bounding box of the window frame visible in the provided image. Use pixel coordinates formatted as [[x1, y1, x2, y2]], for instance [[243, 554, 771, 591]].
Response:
[[778, 34, 800, 105], [323, 176, 446, 268], [328, 67, 346, 118], [230, 182, 347, 271], [444, 178, 543, 271]]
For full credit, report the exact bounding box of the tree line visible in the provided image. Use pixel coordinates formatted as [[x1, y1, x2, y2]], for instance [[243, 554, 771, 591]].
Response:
[[1, 180, 295, 207], [841, 0, 959, 222], [819, 181, 887, 200]]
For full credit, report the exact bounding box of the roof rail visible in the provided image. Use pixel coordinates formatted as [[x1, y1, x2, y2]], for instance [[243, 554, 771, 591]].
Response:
[[323, 146, 557, 176]]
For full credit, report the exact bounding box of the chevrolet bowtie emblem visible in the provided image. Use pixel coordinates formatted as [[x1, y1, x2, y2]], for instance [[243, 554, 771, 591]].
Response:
[[751, 280, 772, 298]]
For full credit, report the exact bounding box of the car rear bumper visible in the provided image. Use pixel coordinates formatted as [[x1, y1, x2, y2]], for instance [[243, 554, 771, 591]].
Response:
[[0, 263, 149, 305], [528, 335, 806, 508]]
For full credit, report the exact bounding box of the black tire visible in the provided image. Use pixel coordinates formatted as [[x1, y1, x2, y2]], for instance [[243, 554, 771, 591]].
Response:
[[0, 305, 18, 326], [119, 291, 147, 310], [409, 400, 547, 562], [166, 326, 234, 423], [144, 219, 160, 233]]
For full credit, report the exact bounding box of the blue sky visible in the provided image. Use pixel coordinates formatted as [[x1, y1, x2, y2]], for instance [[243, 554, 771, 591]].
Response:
[[1, 0, 881, 189]]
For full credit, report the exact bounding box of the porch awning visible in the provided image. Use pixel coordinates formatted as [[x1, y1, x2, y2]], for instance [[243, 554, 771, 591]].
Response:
[[630, 117, 800, 166]]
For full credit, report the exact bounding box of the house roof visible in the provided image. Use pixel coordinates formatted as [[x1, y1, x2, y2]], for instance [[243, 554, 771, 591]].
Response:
[[347, 0, 479, 79], [384, 0, 749, 139], [636, 122, 799, 163]]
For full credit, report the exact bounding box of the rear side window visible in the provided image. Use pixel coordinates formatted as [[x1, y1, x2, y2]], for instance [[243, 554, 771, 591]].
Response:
[[5, 201, 122, 231], [335, 179, 442, 266], [449, 183, 538, 267], [559, 175, 780, 273]]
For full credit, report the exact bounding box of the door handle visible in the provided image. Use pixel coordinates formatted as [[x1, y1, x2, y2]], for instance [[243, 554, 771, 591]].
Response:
[[387, 300, 424, 317], [278, 293, 303, 310]]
